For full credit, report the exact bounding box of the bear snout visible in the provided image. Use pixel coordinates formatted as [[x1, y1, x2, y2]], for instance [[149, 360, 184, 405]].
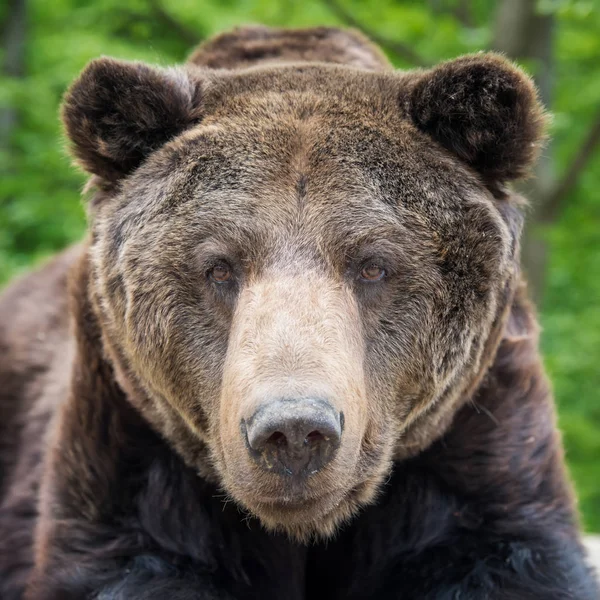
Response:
[[242, 397, 342, 478]]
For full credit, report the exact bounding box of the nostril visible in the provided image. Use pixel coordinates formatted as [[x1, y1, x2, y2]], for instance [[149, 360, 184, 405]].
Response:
[[306, 430, 325, 444], [266, 431, 286, 446]]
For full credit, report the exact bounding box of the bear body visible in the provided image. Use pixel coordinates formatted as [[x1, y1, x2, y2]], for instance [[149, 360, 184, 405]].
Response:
[[0, 26, 598, 599]]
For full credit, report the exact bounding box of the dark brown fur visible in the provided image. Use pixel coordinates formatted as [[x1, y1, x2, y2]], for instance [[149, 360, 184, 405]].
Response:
[[409, 54, 546, 184], [187, 25, 391, 71], [0, 26, 597, 599], [61, 61, 204, 184]]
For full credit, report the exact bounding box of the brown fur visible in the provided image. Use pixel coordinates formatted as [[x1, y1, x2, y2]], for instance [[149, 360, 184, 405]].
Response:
[[409, 54, 547, 184], [187, 25, 391, 71], [0, 25, 597, 599]]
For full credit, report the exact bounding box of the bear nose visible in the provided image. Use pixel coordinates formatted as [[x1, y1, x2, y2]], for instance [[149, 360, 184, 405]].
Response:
[[242, 398, 343, 477]]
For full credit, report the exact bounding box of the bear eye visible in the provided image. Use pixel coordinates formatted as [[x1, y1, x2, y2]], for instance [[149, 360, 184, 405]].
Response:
[[359, 263, 387, 282], [208, 263, 232, 283]]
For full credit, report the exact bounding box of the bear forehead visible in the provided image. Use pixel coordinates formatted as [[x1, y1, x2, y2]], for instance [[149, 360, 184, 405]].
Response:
[[145, 65, 482, 212], [110, 64, 498, 263], [115, 128, 499, 287], [169, 63, 482, 192], [200, 63, 406, 117]]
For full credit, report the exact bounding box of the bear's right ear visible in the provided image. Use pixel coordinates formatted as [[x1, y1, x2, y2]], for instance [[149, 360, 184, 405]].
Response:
[[62, 58, 204, 184]]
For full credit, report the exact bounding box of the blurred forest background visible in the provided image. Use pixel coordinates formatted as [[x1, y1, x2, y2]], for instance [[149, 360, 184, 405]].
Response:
[[1, 0, 599, 529]]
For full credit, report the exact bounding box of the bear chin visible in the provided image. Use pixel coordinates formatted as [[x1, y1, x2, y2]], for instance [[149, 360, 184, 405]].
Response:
[[236, 472, 387, 541]]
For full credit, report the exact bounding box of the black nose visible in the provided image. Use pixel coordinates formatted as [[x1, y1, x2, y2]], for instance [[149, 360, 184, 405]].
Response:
[[242, 398, 342, 477]]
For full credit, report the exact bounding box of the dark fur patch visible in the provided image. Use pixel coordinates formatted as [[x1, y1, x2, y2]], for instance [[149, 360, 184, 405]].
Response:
[[409, 53, 547, 182], [62, 59, 204, 184], [187, 25, 391, 71]]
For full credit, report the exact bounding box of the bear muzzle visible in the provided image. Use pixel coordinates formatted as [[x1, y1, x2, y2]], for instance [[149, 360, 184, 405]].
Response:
[[241, 397, 343, 478]]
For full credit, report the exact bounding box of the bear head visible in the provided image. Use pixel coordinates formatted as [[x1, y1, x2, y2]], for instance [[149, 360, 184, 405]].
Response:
[[61, 32, 545, 540]]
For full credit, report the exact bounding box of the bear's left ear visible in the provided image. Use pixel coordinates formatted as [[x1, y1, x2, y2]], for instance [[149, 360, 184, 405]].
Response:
[[62, 58, 204, 184], [408, 53, 546, 183]]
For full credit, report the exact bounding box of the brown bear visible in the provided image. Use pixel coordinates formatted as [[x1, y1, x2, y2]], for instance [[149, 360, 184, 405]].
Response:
[[0, 25, 598, 600]]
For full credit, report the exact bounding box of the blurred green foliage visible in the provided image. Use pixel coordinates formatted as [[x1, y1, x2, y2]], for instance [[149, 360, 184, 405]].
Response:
[[1, 0, 599, 530]]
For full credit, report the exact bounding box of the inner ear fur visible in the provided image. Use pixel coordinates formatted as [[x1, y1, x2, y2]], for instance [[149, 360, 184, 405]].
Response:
[[408, 53, 547, 183], [62, 58, 204, 184]]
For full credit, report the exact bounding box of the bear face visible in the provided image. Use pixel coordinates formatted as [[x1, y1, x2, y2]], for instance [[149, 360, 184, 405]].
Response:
[[62, 54, 544, 539]]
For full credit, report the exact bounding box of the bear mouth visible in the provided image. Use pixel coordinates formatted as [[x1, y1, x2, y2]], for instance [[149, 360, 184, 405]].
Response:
[[242, 477, 380, 541], [230, 461, 360, 529], [251, 488, 343, 512], [248, 490, 349, 534]]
